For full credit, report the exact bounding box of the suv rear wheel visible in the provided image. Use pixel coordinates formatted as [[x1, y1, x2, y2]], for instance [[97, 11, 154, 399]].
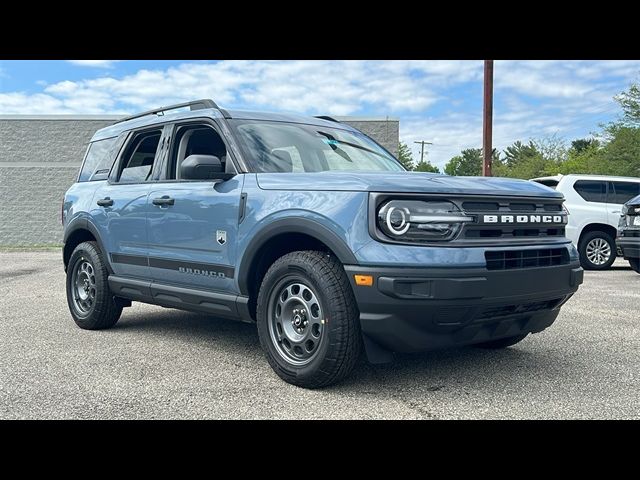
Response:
[[66, 241, 122, 330], [256, 250, 361, 388], [629, 258, 640, 274], [579, 231, 616, 270]]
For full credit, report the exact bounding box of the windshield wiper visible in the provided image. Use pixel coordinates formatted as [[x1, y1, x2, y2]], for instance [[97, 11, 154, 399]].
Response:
[[317, 131, 390, 160], [317, 131, 352, 162]]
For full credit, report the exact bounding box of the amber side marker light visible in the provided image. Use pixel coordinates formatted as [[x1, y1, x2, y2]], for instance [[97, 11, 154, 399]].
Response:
[[354, 274, 374, 286]]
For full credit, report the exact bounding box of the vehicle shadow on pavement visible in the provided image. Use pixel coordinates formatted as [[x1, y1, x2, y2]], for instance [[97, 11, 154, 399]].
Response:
[[111, 307, 559, 394], [113, 309, 259, 342], [340, 347, 546, 392]]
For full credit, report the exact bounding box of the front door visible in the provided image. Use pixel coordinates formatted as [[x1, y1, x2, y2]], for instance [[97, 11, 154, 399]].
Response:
[[146, 122, 243, 294]]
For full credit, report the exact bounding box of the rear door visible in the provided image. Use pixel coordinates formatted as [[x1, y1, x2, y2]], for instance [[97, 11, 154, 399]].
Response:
[[91, 126, 169, 279], [146, 121, 243, 294], [607, 181, 640, 225]]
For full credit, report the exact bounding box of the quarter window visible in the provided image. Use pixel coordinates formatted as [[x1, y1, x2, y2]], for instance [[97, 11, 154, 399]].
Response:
[[118, 130, 162, 183], [78, 137, 117, 182], [573, 180, 607, 203]]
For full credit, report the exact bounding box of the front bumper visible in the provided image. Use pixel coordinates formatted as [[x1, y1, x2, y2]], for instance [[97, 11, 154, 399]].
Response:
[[344, 262, 583, 357], [617, 236, 640, 259]]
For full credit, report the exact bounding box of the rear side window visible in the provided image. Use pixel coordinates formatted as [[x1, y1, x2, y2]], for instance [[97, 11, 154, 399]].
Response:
[[573, 180, 607, 203], [609, 181, 640, 205], [118, 131, 162, 183], [78, 137, 118, 182]]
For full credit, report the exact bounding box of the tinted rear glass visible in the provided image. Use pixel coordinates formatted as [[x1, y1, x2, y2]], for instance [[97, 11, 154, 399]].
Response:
[[78, 137, 118, 182], [573, 180, 607, 203], [609, 181, 640, 205]]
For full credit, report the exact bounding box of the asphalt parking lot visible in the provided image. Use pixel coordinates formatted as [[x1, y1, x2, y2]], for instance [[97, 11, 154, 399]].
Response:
[[1, 250, 638, 419]]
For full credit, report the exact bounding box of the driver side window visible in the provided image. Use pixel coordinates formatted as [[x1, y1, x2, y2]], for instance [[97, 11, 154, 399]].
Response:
[[169, 125, 228, 180], [118, 130, 162, 183]]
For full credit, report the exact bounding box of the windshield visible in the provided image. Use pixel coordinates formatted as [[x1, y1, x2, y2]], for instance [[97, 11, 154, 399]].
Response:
[[230, 120, 405, 173]]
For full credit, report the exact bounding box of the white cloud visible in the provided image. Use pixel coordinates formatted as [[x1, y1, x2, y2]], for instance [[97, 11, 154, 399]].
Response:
[[67, 60, 118, 68], [9, 60, 467, 116], [2, 60, 640, 168]]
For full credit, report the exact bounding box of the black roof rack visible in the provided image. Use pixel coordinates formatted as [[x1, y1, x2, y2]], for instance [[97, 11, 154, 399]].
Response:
[[114, 99, 219, 124], [314, 115, 340, 123]]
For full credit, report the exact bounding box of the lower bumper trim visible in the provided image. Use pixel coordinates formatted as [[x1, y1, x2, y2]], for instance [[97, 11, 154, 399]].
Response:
[[345, 263, 581, 354]]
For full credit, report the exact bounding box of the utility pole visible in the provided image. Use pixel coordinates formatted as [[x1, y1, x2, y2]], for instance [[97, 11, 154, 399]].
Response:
[[482, 60, 494, 177], [414, 140, 433, 164]]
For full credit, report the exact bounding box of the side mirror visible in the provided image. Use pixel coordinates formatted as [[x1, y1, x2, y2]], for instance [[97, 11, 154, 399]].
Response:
[[180, 154, 234, 180]]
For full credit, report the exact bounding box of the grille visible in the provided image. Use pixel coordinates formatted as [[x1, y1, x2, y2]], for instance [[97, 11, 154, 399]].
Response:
[[462, 201, 562, 212], [477, 298, 563, 320], [465, 227, 565, 239], [461, 200, 565, 241], [620, 230, 640, 238], [485, 248, 570, 270]]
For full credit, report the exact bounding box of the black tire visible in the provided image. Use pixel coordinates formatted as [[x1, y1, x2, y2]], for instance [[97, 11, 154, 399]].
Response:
[[578, 230, 616, 270], [66, 241, 122, 330], [629, 258, 640, 274], [474, 333, 528, 349], [256, 251, 361, 388]]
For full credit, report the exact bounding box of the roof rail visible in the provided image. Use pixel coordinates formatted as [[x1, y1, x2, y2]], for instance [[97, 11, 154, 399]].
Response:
[[314, 115, 340, 123], [114, 99, 219, 124]]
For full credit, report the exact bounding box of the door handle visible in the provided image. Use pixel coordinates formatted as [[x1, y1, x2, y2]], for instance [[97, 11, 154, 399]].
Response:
[[152, 196, 175, 206], [611, 210, 620, 214], [96, 197, 114, 207]]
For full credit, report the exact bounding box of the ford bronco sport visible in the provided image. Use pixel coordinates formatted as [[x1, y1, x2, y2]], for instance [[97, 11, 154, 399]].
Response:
[[63, 99, 583, 388]]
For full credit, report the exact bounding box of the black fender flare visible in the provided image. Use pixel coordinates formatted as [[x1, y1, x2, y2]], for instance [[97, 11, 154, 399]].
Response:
[[237, 217, 358, 296], [63, 217, 112, 273]]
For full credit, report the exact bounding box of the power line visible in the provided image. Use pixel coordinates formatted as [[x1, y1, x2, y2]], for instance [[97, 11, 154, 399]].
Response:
[[414, 140, 433, 163]]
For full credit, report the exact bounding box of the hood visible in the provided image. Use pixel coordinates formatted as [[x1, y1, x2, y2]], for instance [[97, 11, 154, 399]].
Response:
[[256, 172, 563, 198], [626, 194, 640, 207]]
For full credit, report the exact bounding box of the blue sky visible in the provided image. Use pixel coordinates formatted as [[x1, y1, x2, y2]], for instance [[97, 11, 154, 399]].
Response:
[[1, 60, 638, 169]]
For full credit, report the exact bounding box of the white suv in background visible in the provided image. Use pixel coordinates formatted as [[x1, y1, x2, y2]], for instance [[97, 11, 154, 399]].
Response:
[[531, 174, 640, 270]]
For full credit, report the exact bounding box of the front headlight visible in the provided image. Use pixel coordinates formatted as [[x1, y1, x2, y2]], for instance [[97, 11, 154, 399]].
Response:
[[377, 200, 473, 242], [623, 204, 640, 229]]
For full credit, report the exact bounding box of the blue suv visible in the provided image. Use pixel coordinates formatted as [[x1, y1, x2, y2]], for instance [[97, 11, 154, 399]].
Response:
[[63, 99, 584, 388]]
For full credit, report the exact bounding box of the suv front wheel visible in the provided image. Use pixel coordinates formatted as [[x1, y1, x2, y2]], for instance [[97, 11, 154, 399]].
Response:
[[578, 231, 616, 270], [629, 258, 640, 274], [256, 251, 362, 388]]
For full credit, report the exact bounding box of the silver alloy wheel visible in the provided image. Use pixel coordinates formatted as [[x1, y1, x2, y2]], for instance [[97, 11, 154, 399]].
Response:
[[72, 258, 97, 314], [586, 237, 612, 266], [268, 280, 325, 366]]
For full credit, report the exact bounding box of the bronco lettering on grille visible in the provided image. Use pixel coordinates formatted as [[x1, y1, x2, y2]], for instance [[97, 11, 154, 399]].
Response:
[[483, 214, 565, 224]]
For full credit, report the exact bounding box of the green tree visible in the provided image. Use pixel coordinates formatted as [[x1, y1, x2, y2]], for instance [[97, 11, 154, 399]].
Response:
[[557, 140, 603, 175], [494, 136, 567, 179], [444, 148, 482, 176], [571, 138, 598, 153], [396, 142, 415, 170], [599, 126, 640, 176], [502, 140, 540, 168], [615, 82, 640, 127], [414, 160, 440, 173]]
